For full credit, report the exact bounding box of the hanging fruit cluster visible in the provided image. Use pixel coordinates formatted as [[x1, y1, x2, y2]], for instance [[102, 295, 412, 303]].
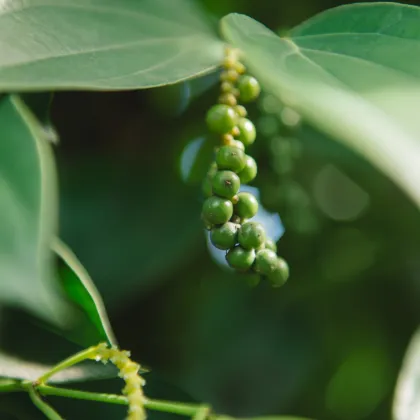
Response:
[[201, 47, 289, 287]]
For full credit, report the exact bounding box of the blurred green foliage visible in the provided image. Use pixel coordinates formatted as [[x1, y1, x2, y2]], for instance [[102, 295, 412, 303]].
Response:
[[1, 1, 420, 420]]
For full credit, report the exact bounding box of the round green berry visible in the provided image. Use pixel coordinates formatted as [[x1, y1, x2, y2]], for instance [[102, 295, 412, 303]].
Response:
[[212, 170, 240, 199], [226, 246, 256, 271], [202, 176, 213, 197], [202, 163, 218, 197], [216, 145, 246, 173], [238, 155, 257, 184], [201, 212, 213, 230], [234, 192, 258, 219], [237, 118, 256, 146], [265, 238, 277, 253], [210, 222, 239, 250], [254, 249, 278, 275], [206, 104, 237, 134], [238, 75, 261, 103], [202, 196, 233, 225], [268, 257, 289, 287], [238, 222, 266, 250], [208, 161, 218, 175], [231, 139, 245, 151]]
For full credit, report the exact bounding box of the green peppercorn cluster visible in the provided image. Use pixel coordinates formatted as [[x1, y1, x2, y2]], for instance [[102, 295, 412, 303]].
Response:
[[201, 47, 289, 288]]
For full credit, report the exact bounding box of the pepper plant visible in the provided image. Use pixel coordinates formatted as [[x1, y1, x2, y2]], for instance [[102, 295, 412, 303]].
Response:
[[0, 1, 420, 419]]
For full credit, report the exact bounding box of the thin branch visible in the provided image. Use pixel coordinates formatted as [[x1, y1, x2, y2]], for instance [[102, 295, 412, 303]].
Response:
[[37, 344, 101, 384], [28, 385, 63, 420]]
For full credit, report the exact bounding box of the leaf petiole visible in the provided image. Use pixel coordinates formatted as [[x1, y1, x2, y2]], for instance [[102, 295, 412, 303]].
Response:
[[28, 385, 64, 420], [37, 344, 102, 384]]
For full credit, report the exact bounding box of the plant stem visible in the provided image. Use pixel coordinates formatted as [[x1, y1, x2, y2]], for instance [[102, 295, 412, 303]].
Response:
[[38, 385, 202, 416], [37, 344, 101, 384], [1, 381, 209, 418], [0, 380, 23, 393], [38, 385, 127, 405], [144, 398, 200, 416], [28, 385, 63, 420], [193, 405, 211, 420]]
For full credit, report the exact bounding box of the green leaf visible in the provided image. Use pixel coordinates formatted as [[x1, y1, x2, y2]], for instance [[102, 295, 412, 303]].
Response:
[[0, 0, 223, 91], [393, 328, 420, 420], [221, 3, 420, 209], [0, 352, 118, 384], [0, 95, 70, 325], [53, 239, 117, 347]]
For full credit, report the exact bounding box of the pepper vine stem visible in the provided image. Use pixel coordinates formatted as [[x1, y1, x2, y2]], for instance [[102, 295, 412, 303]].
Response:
[[192, 404, 211, 420], [28, 385, 64, 420], [37, 344, 100, 384], [0, 381, 208, 418]]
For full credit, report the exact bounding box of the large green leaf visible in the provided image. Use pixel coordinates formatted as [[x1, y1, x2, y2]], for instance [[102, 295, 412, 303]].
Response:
[[393, 327, 420, 420], [0, 95, 69, 324], [0, 0, 223, 91], [53, 239, 117, 347], [221, 3, 420, 209]]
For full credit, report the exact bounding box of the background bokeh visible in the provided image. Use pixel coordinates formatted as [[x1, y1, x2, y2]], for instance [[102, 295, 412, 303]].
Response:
[[1, 0, 420, 419]]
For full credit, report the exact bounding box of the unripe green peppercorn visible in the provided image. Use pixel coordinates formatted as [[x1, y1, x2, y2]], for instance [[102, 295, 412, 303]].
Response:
[[237, 118, 256, 146], [202, 175, 213, 197], [210, 222, 239, 250], [216, 145, 246, 173], [202, 196, 233, 225], [202, 163, 218, 197], [238, 222, 266, 250], [226, 246, 256, 271], [206, 104, 237, 134], [234, 192, 258, 219], [201, 212, 213, 230], [238, 155, 257, 184], [254, 249, 278, 275], [265, 238, 277, 253], [231, 140, 245, 151], [212, 170, 240, 199], [238, 75, 261, 103], [268, 257, 289, 287]]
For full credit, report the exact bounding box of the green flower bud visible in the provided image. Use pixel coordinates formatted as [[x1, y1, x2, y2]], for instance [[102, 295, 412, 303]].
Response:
[[234, 105, 247, 118]]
